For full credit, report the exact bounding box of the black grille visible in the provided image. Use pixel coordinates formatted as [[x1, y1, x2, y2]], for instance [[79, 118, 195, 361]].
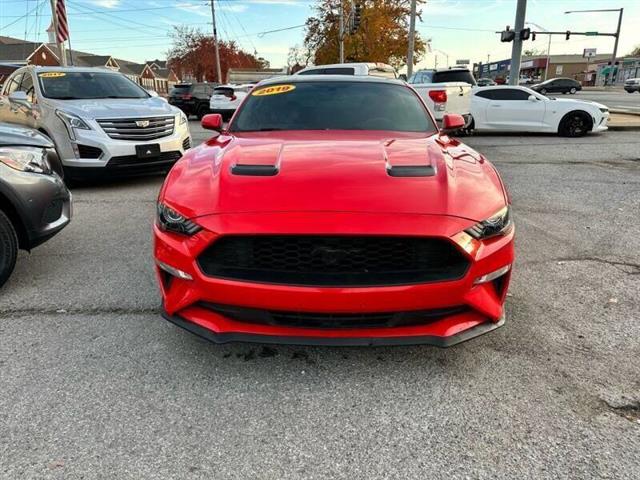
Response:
[[182, 137, 191, 150], [197, 235, 469, 286], [107, 151, 182, 169], [77, 144, 103, 159], [200, 303, 468, 329]]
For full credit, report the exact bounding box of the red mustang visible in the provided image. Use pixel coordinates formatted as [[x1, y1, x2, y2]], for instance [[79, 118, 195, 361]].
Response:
[[154, 76, 514, 346]]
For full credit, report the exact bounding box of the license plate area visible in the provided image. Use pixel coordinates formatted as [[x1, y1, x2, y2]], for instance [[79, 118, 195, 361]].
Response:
[[136, 144, 160, 159]]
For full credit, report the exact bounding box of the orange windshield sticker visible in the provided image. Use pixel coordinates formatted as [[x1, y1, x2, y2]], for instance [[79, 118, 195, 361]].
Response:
[[38, 72, 66, 78], [252, 84, 296, 96]]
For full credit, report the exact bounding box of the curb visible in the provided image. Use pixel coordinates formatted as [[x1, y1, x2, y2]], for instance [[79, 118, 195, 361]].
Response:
[[608, 125, 640, 131]]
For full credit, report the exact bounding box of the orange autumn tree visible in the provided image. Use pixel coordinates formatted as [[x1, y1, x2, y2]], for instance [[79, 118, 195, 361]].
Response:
[[304, 0, 427, 70]]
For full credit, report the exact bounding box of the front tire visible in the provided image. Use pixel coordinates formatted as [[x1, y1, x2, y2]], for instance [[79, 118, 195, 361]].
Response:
[[559, 111, 592, 137], [0, 209, 18, 289]]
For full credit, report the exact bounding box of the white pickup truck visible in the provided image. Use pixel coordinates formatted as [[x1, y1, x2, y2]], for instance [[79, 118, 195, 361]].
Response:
[[408, 67, 475, 128]]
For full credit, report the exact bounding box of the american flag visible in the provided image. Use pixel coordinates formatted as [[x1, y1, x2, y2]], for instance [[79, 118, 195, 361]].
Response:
[[55, 0, 70, 43]]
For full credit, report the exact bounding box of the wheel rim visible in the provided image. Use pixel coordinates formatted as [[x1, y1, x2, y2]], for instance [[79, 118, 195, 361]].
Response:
[[567, 116, 586, 136], [571, 88, 576, 93]]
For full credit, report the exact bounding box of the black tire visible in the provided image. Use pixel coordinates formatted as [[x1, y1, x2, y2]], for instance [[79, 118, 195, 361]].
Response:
[[570, 87, 577, 94], [558, 111, 592, 137], [197, 105, 209, 120], [0, 209, 18, 289]]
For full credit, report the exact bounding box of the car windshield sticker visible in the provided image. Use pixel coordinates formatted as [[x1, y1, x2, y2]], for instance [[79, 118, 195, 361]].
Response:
[[252, 84, 296, 96], [38, 72, 66, 78]]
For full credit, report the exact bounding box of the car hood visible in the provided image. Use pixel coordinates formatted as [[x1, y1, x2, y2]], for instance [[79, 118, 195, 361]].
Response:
[[43, 97, 177, 119], [550, 98, 607, 110], [162, 131, 507, 222], [0, 123, 53, 148]]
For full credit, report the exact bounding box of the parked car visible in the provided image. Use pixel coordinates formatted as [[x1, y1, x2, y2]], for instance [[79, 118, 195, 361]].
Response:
[[408, 67, 474, 127], [409, 67, 477, 86], [155, 76, 514, 347], [209, 84, 254, 120], [531, 77, 582, 95], [624, 78, 640, 93], [470, 85, 608, 137], [0, 66, 191, 182], [476, 78, 497, 87], [295, 62, 397, 78], [0, 123, 71, 288], [168, 82, 217, 118]]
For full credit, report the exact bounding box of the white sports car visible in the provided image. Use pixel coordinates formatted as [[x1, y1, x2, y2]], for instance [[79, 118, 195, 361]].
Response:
[[470, 85, 609, 137]]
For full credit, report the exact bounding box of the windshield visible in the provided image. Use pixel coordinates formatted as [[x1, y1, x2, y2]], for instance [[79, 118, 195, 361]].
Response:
[[170, 85, 191, 95], [230, 81, 435, 133], [37, 71, 149, 100]]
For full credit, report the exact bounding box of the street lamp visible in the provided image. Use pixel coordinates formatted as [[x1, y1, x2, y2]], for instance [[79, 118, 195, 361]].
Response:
[[565, 8, 624, 85], [525, 21, 552, 81]]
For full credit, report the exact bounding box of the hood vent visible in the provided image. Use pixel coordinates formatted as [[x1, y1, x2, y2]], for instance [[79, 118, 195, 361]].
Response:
[[231, 164, 278, 176], [387, 165, 436, 177]]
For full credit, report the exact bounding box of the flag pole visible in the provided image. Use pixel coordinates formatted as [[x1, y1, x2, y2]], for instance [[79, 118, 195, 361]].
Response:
[[49, 0, 68, 66]]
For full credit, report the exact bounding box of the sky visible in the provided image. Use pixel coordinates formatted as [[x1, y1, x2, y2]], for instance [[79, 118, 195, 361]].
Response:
[[0, 0, 639, 70]]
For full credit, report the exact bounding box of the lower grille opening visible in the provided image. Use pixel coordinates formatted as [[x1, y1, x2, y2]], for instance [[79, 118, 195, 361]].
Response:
[[182, 137, 191, 150], [200, 302, 469, 329], [107, 151, 182, 169], [77, 144, 103, 159], [197, 235, 470, 286]]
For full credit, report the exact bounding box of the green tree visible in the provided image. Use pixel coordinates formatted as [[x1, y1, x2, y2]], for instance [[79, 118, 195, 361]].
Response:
[[303, 0, 427, 70], [629, 45, 640, 57]]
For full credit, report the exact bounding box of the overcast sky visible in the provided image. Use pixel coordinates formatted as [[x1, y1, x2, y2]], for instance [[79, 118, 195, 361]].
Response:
[[0, 0, 638, 69]]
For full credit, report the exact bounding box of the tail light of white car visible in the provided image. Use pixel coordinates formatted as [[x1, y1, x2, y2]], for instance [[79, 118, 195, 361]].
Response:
[[428, 89, 447, 111]]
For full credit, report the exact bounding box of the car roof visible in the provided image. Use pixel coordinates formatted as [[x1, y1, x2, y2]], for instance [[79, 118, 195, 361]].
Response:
[[255, 74, 405, 87], [298, 62, 394, 70], [27, 66, 121, 74]]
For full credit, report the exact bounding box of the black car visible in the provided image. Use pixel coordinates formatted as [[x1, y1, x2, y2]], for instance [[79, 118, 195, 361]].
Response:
[[168, 82, 217, 119], [531, 78, 582, 95], [476, 78, 497, 87], [0, 123, 71, 288]]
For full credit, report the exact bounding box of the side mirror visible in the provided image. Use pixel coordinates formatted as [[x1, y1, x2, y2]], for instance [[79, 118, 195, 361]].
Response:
[[147, 90, 159, 97], [9, 91, 29, 104], [441, 113, 465, 133], [528, 94, 538, 102], [201, 113, 223, 132]]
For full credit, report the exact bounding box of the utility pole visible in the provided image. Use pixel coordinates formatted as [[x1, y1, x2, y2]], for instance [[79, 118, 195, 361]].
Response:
[[209, 0, 222, 83], [611, 8, 623, 70], [339, 0, 344, 63], [509, 0, 527, 85], [407, 0, 417, 78], [49, 0, 67, 66]]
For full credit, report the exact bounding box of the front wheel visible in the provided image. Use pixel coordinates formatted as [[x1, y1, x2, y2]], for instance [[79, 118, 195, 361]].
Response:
[[570, 87, 577, 94], [0, 209, 18, 289], [559, 112, 591, 137]]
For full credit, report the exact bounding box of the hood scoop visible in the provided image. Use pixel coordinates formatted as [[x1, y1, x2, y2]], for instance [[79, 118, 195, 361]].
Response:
[[229, 142, 282, 176], [383, 138, 437, 178]]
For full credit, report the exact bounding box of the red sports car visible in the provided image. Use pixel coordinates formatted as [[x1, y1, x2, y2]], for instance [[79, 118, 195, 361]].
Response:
[[154, 76, 514, 347]]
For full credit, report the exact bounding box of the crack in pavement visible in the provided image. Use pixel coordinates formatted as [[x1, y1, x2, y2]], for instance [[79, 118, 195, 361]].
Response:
[[602, 398, 640, 422], [518, 256, 640, 275], [0, 306, 160, 318]]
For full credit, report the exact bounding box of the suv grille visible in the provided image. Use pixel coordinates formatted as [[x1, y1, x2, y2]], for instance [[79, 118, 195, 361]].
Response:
[[97, 116, 175, 141], [197, 235, 469, 286], [200, 303, 468, 329]]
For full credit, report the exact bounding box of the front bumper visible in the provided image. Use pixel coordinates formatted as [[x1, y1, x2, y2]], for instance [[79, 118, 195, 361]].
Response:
[[154, 212, 515, 347]]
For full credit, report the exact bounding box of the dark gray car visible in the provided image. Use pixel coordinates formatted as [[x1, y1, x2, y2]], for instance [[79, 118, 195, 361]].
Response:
[[0, 123, 71, 287]]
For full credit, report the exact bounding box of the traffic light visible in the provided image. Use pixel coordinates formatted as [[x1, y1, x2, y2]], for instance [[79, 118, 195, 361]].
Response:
[[566, 30, 571, 40], [350, 3, 362, 34], [501, 26, 515, 42], [519, 28, 531, 40], [531, 32, 536, 41]]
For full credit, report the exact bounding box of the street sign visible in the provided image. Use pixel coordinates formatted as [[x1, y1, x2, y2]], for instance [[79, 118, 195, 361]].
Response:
[[456, 59, 470, 65], [583, 48, 597, 58]]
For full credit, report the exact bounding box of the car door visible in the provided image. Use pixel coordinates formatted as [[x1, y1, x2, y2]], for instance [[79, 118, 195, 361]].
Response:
[[0, 71, 26, 126], [485, 88, 545, 131], [470, 89, 494, 129]]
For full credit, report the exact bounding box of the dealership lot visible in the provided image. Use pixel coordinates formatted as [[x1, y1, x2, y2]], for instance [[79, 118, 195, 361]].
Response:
[[1, 123, 639, 478]]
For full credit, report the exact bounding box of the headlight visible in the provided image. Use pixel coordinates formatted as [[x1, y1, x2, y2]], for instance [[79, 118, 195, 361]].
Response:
[[56, 110, 91, 140], [465, 206, 512, 240], [156, 203, 201, 235], [178, 112, 188, 125], [0, 147, 51, 174]]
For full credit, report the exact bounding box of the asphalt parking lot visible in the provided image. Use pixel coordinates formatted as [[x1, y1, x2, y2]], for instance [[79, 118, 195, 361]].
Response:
[[1, 121, 639, 479]]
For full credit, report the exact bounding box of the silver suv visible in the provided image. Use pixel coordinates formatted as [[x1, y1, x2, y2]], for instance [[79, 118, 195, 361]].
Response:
[[0, 66, 191, 181]]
